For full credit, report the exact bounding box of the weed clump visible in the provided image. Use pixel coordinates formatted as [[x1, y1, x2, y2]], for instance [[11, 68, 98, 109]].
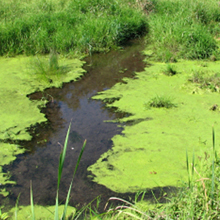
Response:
[[31, 50, 72, 82], [146, 95, 177, 109], [163, 64, 177, 76], [188, 70, 220, 92]]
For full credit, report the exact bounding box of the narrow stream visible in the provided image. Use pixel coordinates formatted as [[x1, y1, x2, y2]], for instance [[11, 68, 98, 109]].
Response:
[[2, 40, 149, 210]]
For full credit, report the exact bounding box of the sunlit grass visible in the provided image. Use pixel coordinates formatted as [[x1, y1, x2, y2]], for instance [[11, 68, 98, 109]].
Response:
[[146, 0, 220, 61], [0, 0, 148, 56]]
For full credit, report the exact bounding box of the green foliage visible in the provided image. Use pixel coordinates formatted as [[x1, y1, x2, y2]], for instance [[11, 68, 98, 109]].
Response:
[[188, 70, 220, 92], [30, 51, 73, 82], [146, 95, 177, 109], [0, 0, 148, 56], [147, 0, 220, 61], [0, 208, 9, 220], [163, 64, 177, 76]]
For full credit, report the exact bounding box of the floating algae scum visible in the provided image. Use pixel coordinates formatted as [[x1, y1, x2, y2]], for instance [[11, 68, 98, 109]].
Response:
[[0, 41, 150, 213], [89, 58, 220, 192], [1, 43, 220, 217], [0, 56, 85, 196]]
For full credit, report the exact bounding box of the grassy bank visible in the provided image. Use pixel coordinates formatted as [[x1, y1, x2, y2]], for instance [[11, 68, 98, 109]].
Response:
[[146, 0, 220, 61], [0, 0, 147, 56]]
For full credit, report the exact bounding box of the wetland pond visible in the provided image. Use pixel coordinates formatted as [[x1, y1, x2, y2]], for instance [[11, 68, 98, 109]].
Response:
[[1, 40, 156, 210], [3, 39, 218, 214]]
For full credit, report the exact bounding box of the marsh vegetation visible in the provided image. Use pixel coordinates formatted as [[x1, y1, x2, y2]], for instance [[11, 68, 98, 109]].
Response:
[[0, 0, 147, 56], [146, 95, 177, 109], [146, 0, 220, 62], [1, 0, 220, 219], [188, 70, 220, 92]]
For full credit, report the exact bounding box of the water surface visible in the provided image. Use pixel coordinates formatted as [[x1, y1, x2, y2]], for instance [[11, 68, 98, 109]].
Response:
[[3, 40, 148, 210]]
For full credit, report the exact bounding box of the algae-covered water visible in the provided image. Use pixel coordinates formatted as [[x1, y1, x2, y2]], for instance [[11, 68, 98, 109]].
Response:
[[0, 56, 85, 196], [2, 39, 220, 217], [1, 40, 148, 210], [89, 58, 220, 192]]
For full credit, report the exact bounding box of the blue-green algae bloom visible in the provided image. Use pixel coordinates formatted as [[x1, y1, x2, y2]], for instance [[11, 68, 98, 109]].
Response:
[[89, 59, 220, 193], [0, 55, 85, 195]]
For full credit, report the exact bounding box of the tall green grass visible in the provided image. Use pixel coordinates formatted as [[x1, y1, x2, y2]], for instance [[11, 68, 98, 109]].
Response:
[[147, 0, 220, 61], [0, 0, 148, 56]]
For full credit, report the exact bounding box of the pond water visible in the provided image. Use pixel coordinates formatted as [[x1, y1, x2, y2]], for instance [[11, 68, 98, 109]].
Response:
[[2, 40, 151, 210]]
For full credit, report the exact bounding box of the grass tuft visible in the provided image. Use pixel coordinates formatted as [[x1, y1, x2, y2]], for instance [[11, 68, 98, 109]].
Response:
[[146, 95, 177, 109], [30, 50, 73, 82], [163, 64, 177, 76], [188, 70, 220, 92]]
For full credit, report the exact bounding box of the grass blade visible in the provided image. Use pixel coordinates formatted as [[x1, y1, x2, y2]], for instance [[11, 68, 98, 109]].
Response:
[[55, 123, 72, 220], [54, 194, 59, 220], [186, 149, 191, 188], [86, 206, 103, 220], [212, 127, 218, 162], [191, 151, 195, 180], [57, 123, 71, 189], [61, 139, 87, 220], [211, 159, 215, 208], [14, 194, 20, 220], [73, 196, 102, 220], [30, 180, 35, 220], [212, 127, 215, 153]]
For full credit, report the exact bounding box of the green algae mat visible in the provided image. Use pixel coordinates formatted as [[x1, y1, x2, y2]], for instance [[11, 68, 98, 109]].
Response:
[[0, 56, 85, 195], [8, 205, 75, 220], [88, 59, 220, 193]]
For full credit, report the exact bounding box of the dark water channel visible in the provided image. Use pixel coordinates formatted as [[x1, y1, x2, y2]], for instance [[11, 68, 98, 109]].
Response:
[[2, 40, 161, 211]]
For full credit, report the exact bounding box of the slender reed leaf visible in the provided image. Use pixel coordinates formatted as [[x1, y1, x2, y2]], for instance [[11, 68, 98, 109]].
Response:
[[86, 206, 103, 220], [211, 159, 215, 208], [54, 194, 59, 220], [58, 123, 71, 189], [61, 139, 87, 220], [55, 123, 72, 220], [192, 151, 195, 180], [212, 127, 215, 153], [186, 149, 191, 188], [14, 194, 20, 220], [212, 127, 218, 162], [74, 196, 102, 220], [30, 180, 35, 220]]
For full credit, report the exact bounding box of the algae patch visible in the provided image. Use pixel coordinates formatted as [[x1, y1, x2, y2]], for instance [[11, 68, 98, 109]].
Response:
[[0, 55, 85, 195], [8, 205, 75, 220], [0, 56, 85, 140], [0, 143, 24, 196], [88, 60, 220, 193]]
